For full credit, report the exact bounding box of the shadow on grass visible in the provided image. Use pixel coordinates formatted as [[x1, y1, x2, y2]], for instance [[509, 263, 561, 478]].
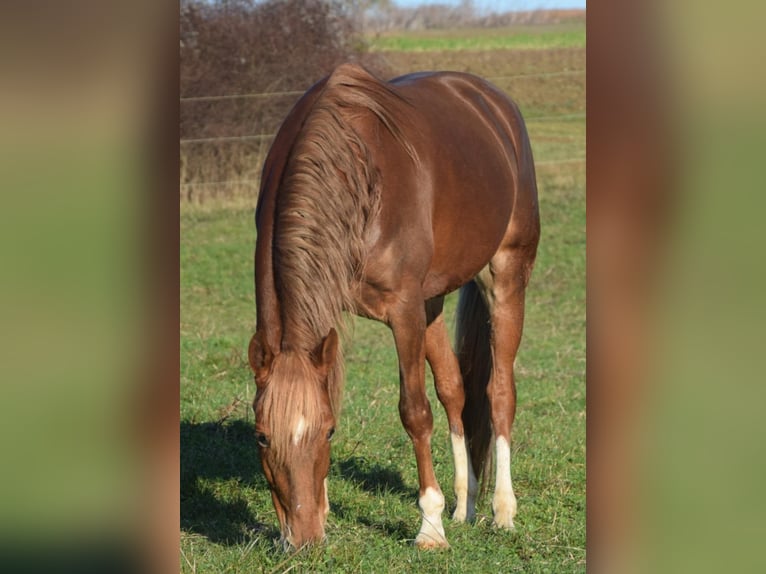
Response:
[[335, 456, 414, 499], [333, 456, 418, 543], [181, 419, 278, 545], [332, 500, 413, 541], [181, 420, 418, 545]]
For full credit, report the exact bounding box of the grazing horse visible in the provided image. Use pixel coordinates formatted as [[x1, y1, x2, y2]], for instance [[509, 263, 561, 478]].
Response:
[[248, 63, 539, 549]]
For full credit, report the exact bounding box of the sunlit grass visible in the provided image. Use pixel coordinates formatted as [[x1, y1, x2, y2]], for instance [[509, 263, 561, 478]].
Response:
[[366, 23, 585, 52]]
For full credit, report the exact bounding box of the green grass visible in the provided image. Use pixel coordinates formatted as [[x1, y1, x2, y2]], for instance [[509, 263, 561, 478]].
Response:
[[367, 24, 585, 52], [180, 160, 584, 572]]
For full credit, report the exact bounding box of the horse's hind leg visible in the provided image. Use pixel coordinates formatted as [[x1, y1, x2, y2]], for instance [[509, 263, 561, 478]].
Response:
[[480, 243, 537, 529], [425, 298, 478, 523]]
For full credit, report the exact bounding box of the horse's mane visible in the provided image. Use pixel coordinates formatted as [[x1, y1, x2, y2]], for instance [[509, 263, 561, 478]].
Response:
[[268, 64, 416, 428]]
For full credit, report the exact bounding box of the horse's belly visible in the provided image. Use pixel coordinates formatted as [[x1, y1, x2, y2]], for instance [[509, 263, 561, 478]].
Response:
[[422, 211, 510, 298], [422, 269, 474, 299]]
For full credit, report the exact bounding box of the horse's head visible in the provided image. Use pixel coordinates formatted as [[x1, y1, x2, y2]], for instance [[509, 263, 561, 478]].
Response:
[[248, 328, 339, 549]]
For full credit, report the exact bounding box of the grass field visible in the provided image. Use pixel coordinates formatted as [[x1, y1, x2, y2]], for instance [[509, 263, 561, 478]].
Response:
[[181, 26, 585, 573], [367, 22, 585, 52]]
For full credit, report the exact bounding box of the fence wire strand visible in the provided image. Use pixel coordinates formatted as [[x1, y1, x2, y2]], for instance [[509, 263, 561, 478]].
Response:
[[179, 69, 585, 103], [180, 112, 585, 145], [181, 68, 584, 188]]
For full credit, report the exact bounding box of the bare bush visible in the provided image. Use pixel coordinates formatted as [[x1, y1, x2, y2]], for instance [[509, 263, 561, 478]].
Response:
[[180, 0, 382, 201]]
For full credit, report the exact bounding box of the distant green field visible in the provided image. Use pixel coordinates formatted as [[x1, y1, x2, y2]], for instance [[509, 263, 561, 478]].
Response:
[[367, 24, 585, 52]]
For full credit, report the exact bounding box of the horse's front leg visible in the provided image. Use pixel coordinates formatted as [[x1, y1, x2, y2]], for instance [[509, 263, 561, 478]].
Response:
[[390, 301, 448, 549]]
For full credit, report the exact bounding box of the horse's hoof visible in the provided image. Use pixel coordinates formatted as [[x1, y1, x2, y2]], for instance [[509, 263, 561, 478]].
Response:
[[492, 515, 516, 530], [452, 508, 475, 523], [414, 534, 450, 549], [492, 495, 517, 530]]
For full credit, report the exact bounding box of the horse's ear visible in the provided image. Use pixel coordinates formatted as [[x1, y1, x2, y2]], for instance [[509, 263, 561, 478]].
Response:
[[311, 328, 338, 376], [248, 331, 274, 386]]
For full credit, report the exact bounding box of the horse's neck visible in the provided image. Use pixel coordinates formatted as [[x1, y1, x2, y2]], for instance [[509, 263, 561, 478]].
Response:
[[279, 281, 336, 353], [255, 183, 283, 352]]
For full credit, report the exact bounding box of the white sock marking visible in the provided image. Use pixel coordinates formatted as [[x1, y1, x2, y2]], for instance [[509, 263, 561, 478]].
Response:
[[450, 432, 477, 522], [493, 435, 517, 528], [415, 486, 447, 547]]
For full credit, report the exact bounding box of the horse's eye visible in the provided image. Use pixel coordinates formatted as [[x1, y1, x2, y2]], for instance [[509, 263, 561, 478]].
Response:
[[327, 427, 335, 441], [256, 432, 270, 448]]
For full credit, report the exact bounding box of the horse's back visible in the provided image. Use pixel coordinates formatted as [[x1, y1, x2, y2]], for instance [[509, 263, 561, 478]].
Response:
[[389, 70, 535, 213], [364, 70, 538, 299]]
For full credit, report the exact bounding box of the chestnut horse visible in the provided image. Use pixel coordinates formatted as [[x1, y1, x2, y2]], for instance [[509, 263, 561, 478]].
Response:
[[248, 63, 539, 549]]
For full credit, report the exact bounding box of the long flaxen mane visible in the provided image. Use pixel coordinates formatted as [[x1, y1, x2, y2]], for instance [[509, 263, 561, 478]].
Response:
[[262, 65, 416, 459]]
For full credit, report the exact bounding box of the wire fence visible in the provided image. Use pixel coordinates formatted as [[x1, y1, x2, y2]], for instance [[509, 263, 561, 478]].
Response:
[[179, 69, 584, 103], [180, 134, 276, 145], [179, 156, 585, 189], [179, 111, 585, 147], [180, 68, 584, 189], [180, 90, 305, 103]]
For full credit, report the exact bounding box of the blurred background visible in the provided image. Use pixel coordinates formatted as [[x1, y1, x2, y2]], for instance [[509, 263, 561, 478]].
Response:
[[180, 0, 585, 202], [1, 0, 765, 572], [180, 2, 586, 572]]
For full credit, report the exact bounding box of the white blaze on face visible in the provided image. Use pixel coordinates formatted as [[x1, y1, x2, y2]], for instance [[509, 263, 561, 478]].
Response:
[[293, 415, 307, 445]]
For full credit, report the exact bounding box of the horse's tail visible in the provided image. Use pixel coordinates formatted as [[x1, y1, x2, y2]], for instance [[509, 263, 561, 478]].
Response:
[[455, 279, 493, 492]]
